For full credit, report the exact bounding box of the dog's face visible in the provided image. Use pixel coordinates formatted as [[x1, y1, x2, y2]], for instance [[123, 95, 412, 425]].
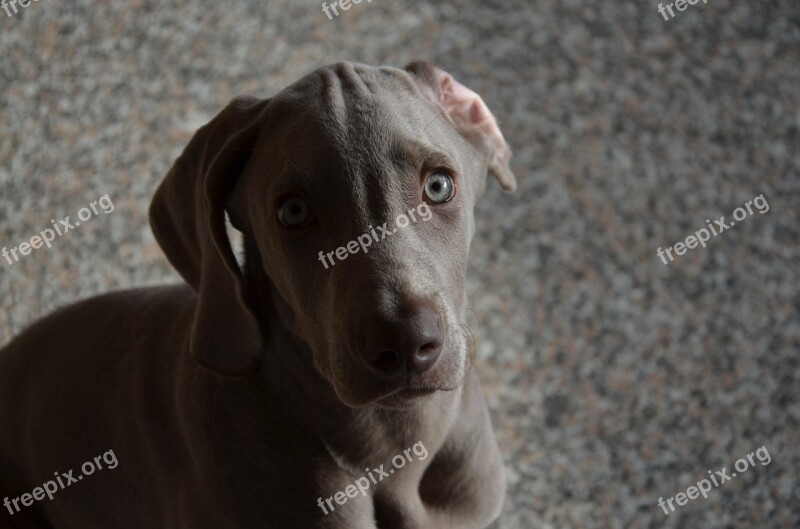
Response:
[[150, 62, 515, 408]]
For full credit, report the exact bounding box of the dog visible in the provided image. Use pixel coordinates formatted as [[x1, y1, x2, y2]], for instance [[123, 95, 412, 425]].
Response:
[[0, 61, 516, 528]]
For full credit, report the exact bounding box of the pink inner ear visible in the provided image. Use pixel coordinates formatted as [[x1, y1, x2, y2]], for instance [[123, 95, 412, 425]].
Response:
[[436, 72, 510, 160]]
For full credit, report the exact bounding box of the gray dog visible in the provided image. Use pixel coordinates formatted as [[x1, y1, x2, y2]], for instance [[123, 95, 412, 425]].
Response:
[[0, 61, 516, 528]]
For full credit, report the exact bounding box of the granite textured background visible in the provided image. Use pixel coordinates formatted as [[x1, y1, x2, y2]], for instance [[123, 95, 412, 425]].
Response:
[[1, 0, 798, 527]]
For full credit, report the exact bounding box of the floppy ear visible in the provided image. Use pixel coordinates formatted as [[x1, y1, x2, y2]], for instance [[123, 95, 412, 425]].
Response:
[[149, 96, 270, 378], [405, 61, 516, 192]]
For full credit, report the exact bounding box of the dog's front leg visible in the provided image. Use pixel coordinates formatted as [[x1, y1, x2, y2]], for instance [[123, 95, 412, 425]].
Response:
[[417, 376, 506, 529]]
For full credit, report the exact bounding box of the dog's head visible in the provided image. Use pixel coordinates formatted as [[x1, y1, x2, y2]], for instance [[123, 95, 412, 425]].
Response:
[[150, 61, 515, 407]]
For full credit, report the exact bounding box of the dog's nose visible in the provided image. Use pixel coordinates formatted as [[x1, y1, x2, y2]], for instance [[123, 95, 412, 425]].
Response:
[[361, 302, 443, 378]]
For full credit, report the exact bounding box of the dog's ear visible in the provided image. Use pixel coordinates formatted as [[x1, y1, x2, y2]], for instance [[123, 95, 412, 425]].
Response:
[[404, 61, 516, 192], [149, 96, 269, 379]]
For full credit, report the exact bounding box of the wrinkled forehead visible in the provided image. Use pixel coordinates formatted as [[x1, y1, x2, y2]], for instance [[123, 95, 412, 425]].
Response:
[[275, 62, 433, 139], [250, 63, 460, 190]]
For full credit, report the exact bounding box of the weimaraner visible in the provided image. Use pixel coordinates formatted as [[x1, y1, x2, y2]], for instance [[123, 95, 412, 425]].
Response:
[[0, 61, 516, 529]]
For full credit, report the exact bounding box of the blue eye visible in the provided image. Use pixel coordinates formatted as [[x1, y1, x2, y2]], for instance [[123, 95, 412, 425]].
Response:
[[423, 172, 454, 204], [277, 196, 313, 228]]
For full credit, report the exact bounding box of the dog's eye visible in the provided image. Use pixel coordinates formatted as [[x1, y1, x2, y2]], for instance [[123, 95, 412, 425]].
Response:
[[277, 196, 313, 228], [423, 172, 455, 204]]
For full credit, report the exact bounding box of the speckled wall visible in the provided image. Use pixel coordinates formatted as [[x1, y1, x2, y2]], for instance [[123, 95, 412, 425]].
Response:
[[1, 1, 798, 527]]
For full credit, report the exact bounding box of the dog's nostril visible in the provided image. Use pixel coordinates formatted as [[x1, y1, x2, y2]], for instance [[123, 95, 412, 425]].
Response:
[[370, 350, 403, 376], [420, 340, 439, 353], [417, 341, 439, 360], [407, 340, 442, 375]]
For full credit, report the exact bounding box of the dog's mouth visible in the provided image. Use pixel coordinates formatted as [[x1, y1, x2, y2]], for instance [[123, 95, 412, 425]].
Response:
[[330, 365, 463, 408], [363, 368, 466, 408], [388, 384, 439, 399], [374, 385, 441, 409]]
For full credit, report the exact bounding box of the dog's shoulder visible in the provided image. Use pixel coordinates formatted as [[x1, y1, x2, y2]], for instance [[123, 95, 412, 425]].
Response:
[[0, 284, 196, 369]]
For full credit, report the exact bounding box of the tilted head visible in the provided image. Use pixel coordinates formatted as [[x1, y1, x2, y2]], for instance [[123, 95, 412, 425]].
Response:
[[149, 61, 515, 407]]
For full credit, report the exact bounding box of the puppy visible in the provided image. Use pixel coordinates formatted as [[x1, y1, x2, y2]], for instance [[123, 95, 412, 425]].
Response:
[[0, 61, 516, 528]]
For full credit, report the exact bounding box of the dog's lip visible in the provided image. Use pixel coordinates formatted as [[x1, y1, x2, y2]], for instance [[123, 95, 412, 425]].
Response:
[[333, 373, 446, 408], [380, 384, 439, 401], [398, 387, 437, 398], [372, 385, 439, 409]]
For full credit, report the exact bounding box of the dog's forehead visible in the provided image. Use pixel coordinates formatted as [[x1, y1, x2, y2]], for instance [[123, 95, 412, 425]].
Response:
[[255, 62, 448, 184], [276, 62, 425, 122]]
